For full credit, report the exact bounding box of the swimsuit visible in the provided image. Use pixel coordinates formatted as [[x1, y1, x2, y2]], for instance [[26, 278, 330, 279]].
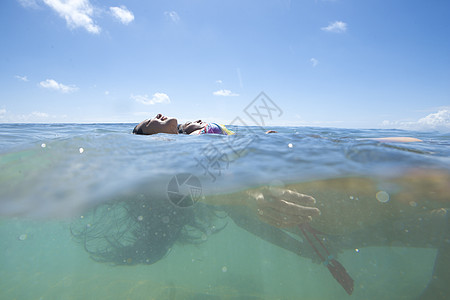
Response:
[[198, 123, 235, 135]]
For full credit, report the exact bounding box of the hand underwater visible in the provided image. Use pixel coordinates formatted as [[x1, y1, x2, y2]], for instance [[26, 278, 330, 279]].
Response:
[[247, 187, 321, 228]]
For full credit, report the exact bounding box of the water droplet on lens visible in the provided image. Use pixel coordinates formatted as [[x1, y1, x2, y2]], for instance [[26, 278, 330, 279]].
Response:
[[376, 191, 390, 203]]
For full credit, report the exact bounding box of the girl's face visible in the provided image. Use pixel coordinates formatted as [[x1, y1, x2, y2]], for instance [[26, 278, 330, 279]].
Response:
[[178, 120, 206, 134], [135, 114, 178, 135]]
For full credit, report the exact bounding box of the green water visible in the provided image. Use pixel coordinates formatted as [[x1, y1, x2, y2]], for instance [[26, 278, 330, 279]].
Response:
[[0, 217, 436, 300], [1, 124, 447, 299]]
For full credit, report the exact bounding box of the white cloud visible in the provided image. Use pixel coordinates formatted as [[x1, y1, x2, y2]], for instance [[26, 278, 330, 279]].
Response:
[[213, 89, 239, 97], [164, 11, 180, 23], [0, 110, 55, 123], [31, 111, 50, 118], [43, 0, 101, 34], [110, 6, 134, 25], [310, 58, 319, 67], [321, 21, 347, 33], [418, 109, 450, 129], [39, 79, 78, 93], [15, 75, 29, 82], [216, 80, 223, 84], [17, 0, 40, 9], [382, 109, 450, 132], [131, 93, 171, 105]]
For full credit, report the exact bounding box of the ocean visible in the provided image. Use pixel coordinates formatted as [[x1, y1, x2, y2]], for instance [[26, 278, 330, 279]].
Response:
[[1, 123, 449, 299]]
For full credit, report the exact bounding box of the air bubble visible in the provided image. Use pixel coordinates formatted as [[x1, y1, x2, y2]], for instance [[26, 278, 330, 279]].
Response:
[[376, 191, 390, 203]]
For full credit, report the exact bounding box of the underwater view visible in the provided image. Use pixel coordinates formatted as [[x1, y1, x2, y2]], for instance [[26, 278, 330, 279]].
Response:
[[2, 1, 450, 299], [1, 123, 449, 299]]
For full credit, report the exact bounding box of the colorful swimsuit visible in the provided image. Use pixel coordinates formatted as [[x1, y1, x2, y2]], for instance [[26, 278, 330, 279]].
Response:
[[198, 123, 235, 135]]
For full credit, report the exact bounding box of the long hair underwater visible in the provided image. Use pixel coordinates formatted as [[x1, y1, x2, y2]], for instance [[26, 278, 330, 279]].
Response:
[[71, 194, 225, 265]]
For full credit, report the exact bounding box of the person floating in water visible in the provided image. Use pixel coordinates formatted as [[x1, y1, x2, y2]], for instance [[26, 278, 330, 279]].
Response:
[[131, 113, 320, 229], [132, 113, 426, 140], [133, 113, 235, 135]]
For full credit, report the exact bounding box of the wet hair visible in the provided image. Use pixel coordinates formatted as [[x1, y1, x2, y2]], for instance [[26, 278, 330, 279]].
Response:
[[177, 124, 185, 134], [71, 195, 225, 265], [132, 124, 143, 135]]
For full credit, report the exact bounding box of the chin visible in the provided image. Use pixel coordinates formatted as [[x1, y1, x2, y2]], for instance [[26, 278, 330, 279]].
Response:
[[167, 118, 178, 133], [167, 117, 177, 124]]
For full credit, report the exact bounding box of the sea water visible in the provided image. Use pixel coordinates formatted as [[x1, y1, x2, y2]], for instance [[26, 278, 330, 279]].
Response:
[[0, 123, 449, 299]]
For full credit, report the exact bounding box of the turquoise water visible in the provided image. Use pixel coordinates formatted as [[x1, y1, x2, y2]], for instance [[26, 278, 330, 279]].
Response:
[[1, 123, 449, 299]]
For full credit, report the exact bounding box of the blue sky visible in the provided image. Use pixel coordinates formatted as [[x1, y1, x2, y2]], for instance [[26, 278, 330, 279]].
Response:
[[1, 0, 449, 130]]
